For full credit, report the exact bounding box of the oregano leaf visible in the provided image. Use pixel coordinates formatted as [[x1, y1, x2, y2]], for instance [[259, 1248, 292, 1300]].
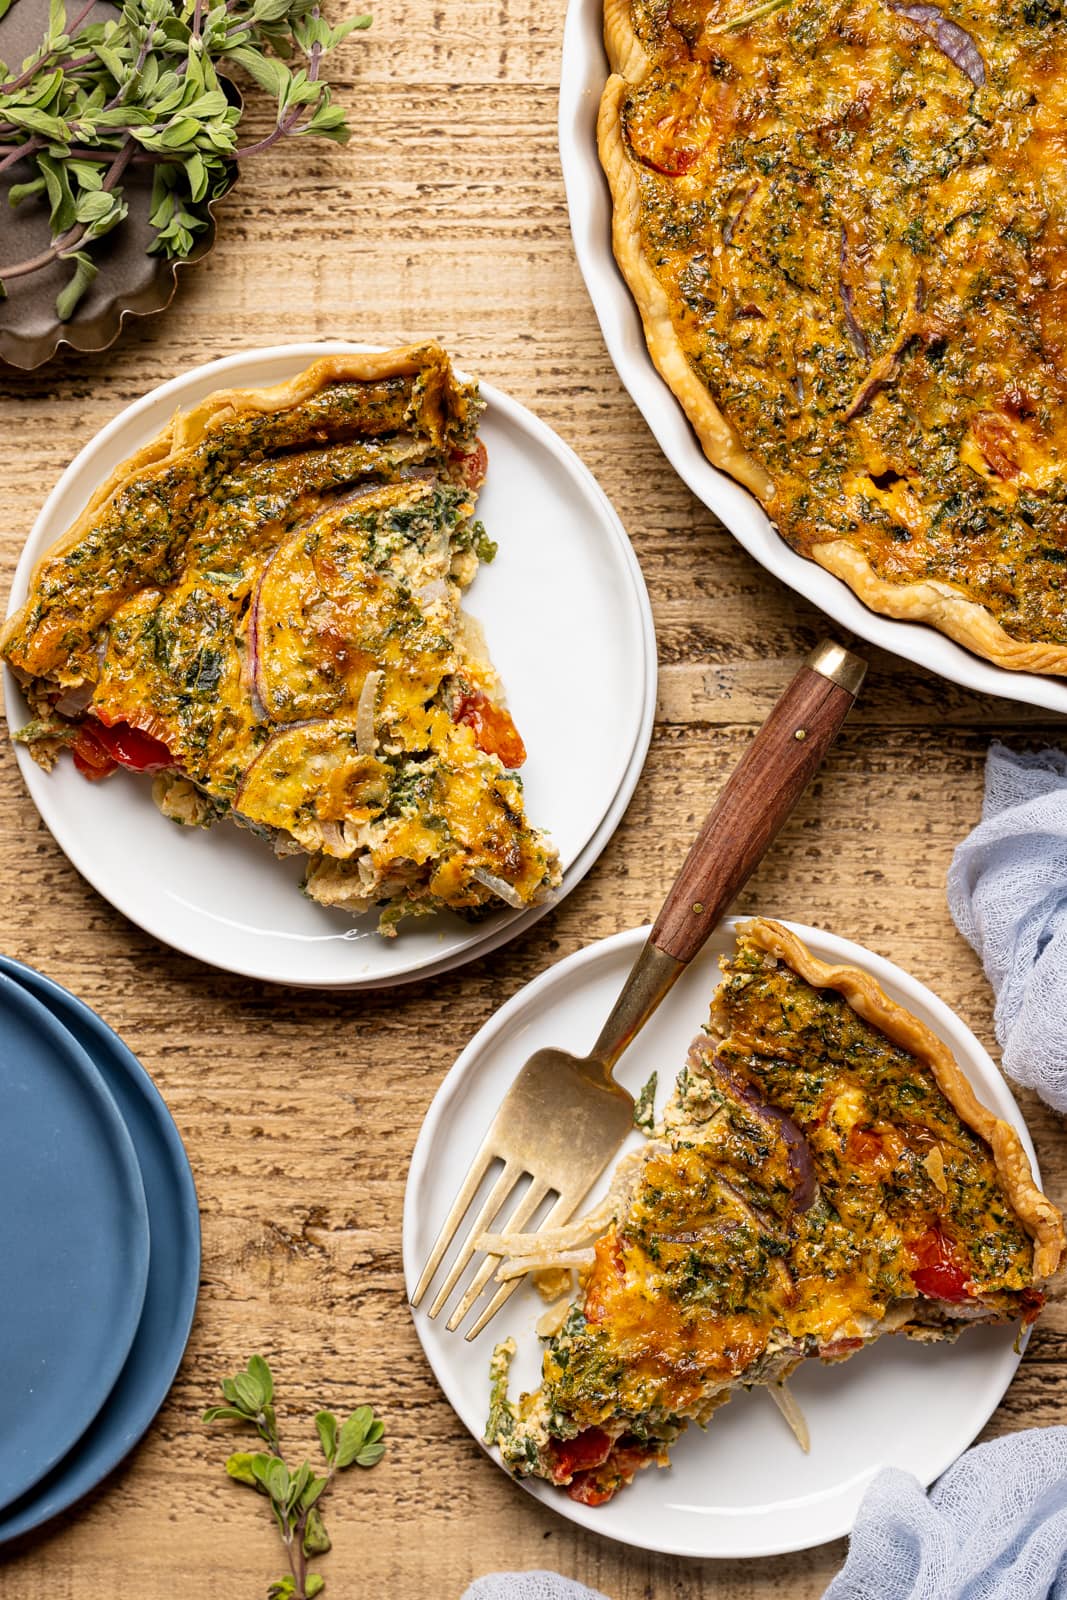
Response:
[[222, 44, 287, 95], [300, 1473, 328, 1511], [54, 247, 96, 320], [8, 175, 47, 206], [287, 1459, 312, 1511], [333, 1416, 367, 1470], [314, 1411, 337, 1465], [266, 1458, 289, 1505], [203, 1404, 251, 1424], [335, 1406, 383, 1468], [233, 1371, 263, 1413], [302, 1504, 331, 1557], [225, 1452, 260, 1488], [247, 1355, 274, 1407]]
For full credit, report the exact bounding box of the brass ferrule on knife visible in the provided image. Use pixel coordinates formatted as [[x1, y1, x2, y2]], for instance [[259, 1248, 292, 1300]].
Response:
[[805, 639, 868, 699]]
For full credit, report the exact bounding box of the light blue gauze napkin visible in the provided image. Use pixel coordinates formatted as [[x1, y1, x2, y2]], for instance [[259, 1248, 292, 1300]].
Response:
[[462, 1576, 609, 1600], [824, 1428, 1067, 1599], [947, 740, 1067, 1112]]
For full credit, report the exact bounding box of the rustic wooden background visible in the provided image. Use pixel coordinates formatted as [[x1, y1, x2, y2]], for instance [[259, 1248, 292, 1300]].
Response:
[[1, 1, 1065, 1594]]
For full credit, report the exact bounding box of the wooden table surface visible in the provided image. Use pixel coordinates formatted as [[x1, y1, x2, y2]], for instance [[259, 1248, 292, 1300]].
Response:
[[1, 3, 1065, 1594]]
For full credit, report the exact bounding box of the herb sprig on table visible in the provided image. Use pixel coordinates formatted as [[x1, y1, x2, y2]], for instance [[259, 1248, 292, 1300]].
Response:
[[0, 0, 371, 320], [205, 1355, 385, 1600]]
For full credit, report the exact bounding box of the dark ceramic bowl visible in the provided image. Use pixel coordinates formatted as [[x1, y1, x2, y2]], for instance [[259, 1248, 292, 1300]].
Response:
[[0, 0, 237, 370]]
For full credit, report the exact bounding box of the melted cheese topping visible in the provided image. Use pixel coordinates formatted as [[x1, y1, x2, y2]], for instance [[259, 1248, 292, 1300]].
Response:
[[622, 0, 1067, 644]]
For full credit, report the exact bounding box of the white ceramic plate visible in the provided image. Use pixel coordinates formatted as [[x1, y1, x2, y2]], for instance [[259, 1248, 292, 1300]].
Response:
[[557, 5, 1067, 715], [2, 344, 656, 988], [404, 918, 1041, 1558]]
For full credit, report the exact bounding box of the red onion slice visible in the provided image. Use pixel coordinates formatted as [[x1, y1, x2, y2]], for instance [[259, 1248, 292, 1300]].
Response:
[[705, 1049, 818, 1212], [704, 1174, 796, 1296], [888, 1, 986, 88], [245, 573, 271, 724], [839, 226, 870, 361], [54, 683, 94, 717]]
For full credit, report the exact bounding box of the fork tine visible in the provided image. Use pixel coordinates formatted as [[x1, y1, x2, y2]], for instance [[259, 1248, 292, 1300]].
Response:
[[410, 1137, 501, 1308], [462, 1274, 524, 1343], [444, 1178, 551, 1332], [426, 1159, 522, 1318], [462, 1191, 583, 1342]]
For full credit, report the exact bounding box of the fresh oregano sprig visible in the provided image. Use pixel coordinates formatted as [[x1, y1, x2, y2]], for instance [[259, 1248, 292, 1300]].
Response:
[[204, 1355, 385, 1600], [0, 0, 371, 319]]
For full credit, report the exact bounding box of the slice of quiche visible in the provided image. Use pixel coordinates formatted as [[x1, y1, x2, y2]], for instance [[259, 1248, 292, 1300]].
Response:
[[1, 344, 560, 935], [486, 919, 1064, 1504]]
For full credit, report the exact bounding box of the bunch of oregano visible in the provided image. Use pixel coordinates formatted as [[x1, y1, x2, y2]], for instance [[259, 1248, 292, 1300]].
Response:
[[0, 0, 371, 319], [204, 1354, 385, 1600]]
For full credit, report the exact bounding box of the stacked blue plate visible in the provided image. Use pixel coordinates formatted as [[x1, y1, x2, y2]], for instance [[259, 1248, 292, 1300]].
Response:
[[0, 957, 199, 1542]]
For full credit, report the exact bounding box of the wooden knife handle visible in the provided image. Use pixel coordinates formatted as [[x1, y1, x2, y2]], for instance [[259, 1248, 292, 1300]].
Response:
[[650, 641, 866, 965]]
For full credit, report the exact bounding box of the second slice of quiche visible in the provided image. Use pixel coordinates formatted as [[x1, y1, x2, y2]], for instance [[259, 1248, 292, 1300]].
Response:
[[2, 344, 560, 935], [486, 920, 1063, 1503]]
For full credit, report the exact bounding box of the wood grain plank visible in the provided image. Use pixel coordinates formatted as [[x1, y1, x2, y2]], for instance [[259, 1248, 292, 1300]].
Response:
[[1, 15, 1066, 1596]]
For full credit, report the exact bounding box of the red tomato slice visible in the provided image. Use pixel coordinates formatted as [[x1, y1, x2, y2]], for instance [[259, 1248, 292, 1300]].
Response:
[[819, 1336, 865, 1361], [910, 1226, 972, 1303], [623, 62, 728, 178], [972, 414, 1020, 480], [633, 144, 700, 177], [450, 440, 488, 490], [565, 1440, 658, 1506], [96, 721, 174, 772], [567, 1473, 617, 1507], [453, 688, 526, 768], [72, 725, 118, 781], [548, 1428, 613, 1482], [72, 718, 174, 780], [847, 1127, 885, 1164], [582, 1231, 627, 1326]]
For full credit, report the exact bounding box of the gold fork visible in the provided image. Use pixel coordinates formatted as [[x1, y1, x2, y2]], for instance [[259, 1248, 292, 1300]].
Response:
[[410, 639, 867, 1339]]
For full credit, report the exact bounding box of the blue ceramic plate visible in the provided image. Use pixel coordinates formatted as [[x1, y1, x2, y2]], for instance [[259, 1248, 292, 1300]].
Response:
[[0, 972, 150, 1512], [0, 959, 200, 1542]]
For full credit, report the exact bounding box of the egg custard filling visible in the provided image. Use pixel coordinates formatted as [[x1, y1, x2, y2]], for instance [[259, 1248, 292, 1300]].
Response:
[[1, 344, 560, 934], [485, 920, 1064, 1504]]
